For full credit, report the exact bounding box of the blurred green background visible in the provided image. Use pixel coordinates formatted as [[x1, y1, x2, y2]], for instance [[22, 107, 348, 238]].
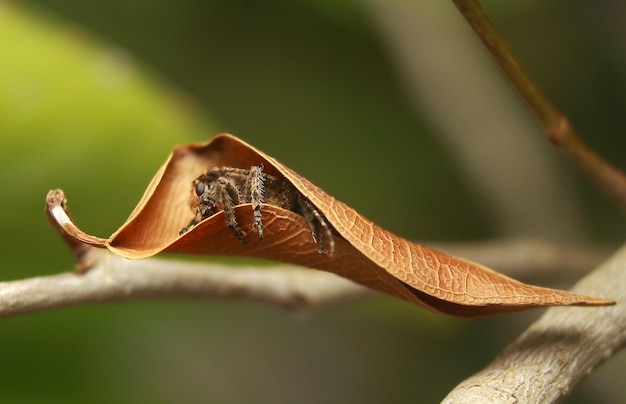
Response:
[[1, 0, 625, 402]]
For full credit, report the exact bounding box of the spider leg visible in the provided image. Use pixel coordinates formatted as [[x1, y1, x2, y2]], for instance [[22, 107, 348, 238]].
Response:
[[298, 195, 335, 256], [245, 165, 265, 239], [179, 178, 214, 235], [214, 177, 247, 244], [179, 210, 203, 235]]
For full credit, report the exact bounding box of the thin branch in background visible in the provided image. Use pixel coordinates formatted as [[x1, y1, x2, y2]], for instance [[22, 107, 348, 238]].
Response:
[[432, 239, 610, 281], [443, 242, 626, 403], [368, 0, 585, 238], [452, 0, 626, 213]]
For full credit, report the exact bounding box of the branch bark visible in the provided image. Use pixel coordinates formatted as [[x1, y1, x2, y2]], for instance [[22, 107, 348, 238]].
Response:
[[0, 239, 609, 319], [0, 247, 373, 318], [443, 242, 626, 403]]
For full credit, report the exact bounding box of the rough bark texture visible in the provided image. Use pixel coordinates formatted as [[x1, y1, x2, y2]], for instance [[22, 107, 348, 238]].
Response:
[[442, 243, 626, 403]]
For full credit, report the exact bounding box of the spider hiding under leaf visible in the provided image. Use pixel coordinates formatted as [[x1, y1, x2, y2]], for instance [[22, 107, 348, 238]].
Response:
[[179, 166, 336, 255]]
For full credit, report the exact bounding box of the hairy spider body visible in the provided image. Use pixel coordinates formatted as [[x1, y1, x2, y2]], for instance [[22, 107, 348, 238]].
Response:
[[179, 166, 335, 255]]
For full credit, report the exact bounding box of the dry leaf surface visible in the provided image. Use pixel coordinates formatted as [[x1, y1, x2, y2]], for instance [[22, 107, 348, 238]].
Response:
[[49, 134, 613, 317]]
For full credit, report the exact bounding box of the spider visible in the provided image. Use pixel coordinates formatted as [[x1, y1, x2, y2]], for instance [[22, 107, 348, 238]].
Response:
[[179, 165, 335, 255]]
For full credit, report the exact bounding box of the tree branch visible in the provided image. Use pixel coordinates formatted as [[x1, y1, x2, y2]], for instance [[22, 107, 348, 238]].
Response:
[[432, 239, 610, 281], [0, 247, 371, 318], [368, 0, 585, 238], [452, 0, 626, 213], [0, 237, 609, 319], [443, 242, 626, 403]]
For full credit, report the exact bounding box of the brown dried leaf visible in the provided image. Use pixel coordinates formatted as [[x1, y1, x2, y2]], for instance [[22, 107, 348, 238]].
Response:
[[50, 134, 614, 317]]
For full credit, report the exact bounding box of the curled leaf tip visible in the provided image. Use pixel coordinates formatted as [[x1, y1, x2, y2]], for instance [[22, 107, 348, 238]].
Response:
[[46, 189, 107, 247], [46, 189, 106, 271], [46, 135, 615, 316]]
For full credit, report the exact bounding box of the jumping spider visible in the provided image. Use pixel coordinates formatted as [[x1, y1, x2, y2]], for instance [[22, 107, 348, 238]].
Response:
[[179, 166, 335, 255]]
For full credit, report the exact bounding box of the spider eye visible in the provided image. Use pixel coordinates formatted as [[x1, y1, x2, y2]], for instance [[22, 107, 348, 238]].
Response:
[[194, 182, 206, 196]]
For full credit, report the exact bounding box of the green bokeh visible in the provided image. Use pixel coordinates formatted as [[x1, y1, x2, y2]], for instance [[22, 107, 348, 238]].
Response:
[[0, 3, 211, 276]]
